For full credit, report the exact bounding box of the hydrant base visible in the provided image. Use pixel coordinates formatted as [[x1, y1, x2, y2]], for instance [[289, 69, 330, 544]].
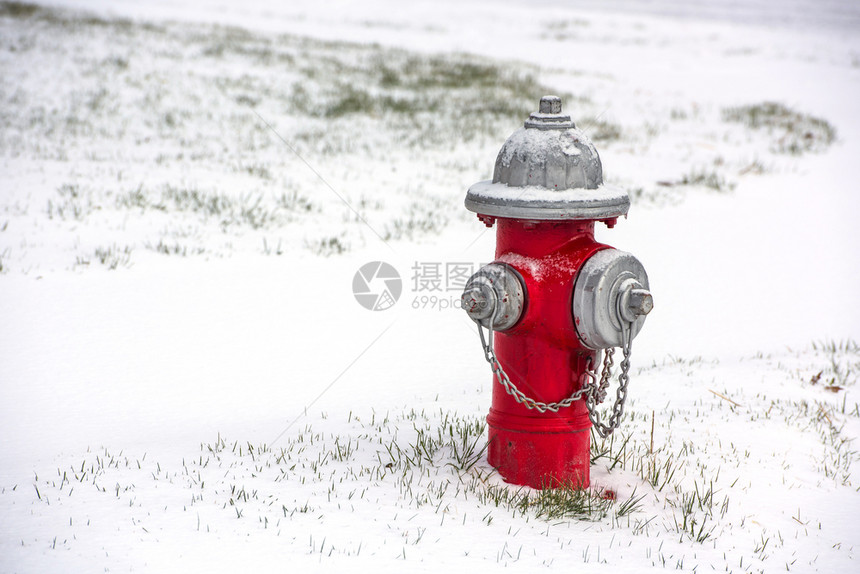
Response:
[[487, 422, 590, 490]]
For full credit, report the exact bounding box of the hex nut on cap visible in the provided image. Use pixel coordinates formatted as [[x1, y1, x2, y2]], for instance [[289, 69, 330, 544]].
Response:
[[539, 95, 562, 114], [626, 289, 654, 318], [462, 285, 493, 321]]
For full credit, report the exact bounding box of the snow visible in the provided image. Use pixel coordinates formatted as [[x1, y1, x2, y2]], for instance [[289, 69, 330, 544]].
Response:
[[1, 0, 860, 573], [498, 127, 590, 164], [496, 252, 553, 282], [467, 181, 627, 205]]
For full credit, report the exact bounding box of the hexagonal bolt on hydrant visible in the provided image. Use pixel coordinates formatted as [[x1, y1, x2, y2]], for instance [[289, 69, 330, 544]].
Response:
[[462, 95, 653, 489]]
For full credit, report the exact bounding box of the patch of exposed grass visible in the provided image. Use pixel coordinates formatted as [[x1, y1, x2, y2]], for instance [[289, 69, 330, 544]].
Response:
[[654, 168, 735, 193], [144, 239, 204, 257], [320, 85, 377, 118], [808, 339, 859, 392], [670, 107, 689, 120], [261, 237, 284, 256], [522, 482, 612, 520], [115, 184, 148, 211], [78, 244, 133, 270], [159, 186, 273, 230], [579, 117, 623, 142], [47, 183, 97, 221], [0, 1, 40, 18], [382, 197, 449, 242], [722, 102, 836, 155], [680, 168, 735, 192], [274, 190, 316, 213], [381, 55, 533, 94], [286, 48, 581, 143], [115, 184, 314, 232], [0, 0, 142, 31], [305, 235, 348, 256], [542, 18, 590, 41], [737, 158, 770, 176]]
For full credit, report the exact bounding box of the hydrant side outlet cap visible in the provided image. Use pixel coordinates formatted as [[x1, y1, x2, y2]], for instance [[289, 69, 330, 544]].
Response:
[[573, 249, 651, 350], [465, 96, 629, 221]]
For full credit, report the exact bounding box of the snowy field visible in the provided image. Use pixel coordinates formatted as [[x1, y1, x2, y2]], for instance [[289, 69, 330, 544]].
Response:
[[1, 0, 859, 572]]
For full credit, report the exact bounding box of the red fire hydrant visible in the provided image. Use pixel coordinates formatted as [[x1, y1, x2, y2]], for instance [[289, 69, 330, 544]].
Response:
[[461, 96, 653, 489]]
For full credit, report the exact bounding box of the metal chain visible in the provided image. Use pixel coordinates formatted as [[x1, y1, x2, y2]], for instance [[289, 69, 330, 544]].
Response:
[[594, 347, 615, 404], [477, 325, 590, 413], [475, 321, 633, 436], [586, 321, 633, 438]]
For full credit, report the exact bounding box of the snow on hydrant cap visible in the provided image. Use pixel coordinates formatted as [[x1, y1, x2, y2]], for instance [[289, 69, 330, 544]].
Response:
[[465, 96, 630, 221]]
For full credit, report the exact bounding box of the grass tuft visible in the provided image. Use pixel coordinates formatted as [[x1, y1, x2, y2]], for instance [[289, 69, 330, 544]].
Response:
[[722, 102, 836, 155], [0, 1, 40, 18], [78, 244, 133, 270], [579, 117, 623, 142], [680, 168, 735, 192], [304, 235, 348, 257]]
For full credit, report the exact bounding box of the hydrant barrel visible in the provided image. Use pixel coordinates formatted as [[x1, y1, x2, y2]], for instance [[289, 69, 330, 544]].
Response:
[[462, 96, 653, 489]]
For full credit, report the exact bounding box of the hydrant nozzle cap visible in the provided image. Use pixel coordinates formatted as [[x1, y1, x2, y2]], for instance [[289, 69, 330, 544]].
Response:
[[525, 95, 574, 130]]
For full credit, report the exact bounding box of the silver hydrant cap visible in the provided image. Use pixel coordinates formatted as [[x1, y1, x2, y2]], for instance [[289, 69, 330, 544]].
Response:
[[464, 96, 630, 221]]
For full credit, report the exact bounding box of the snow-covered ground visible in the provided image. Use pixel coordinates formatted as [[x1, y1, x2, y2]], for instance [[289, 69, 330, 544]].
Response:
[[1, 1, 859, 572]]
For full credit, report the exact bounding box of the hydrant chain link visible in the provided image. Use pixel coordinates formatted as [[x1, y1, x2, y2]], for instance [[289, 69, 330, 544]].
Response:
[[593, 348, 614, 404], [479, 324, 586, 413], [587, 324, 633, 438], [476, 322, 633, 426]]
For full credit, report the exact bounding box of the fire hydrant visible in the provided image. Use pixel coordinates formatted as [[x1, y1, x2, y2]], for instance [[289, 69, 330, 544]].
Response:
[[461, 96, 653, 489]]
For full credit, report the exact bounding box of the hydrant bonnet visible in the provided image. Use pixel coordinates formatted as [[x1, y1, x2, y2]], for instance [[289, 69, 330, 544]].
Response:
[[465, 95, 629, 221]]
